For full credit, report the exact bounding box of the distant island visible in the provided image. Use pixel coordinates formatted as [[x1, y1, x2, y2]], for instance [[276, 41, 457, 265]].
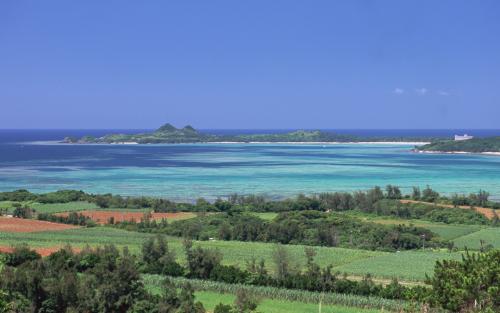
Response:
[[416, 136, 500, 154], [63, 123, 440, 144]]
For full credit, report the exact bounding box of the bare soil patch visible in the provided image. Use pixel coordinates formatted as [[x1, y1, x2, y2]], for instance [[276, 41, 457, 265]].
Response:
[[0, 217, 78, 233], [56, 210, 195, 224]]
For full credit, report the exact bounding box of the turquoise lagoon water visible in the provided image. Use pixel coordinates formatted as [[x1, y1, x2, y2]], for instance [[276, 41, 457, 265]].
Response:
[[0, 131, 499, 200]]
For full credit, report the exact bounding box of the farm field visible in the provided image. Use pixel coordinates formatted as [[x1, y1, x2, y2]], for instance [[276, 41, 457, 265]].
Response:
[[0, 227, 151, 252], [0, 226, 469, 282], [194, 291, 383, 313], [55, 210, 196, 224], [0, 227, 382, 266], [335, 250, 463, 281], [344, 211, 485, 240], [420, 223, 484, 241], [0, 201, 99, 214], [0, 216, 79, 233], [144, 275, 404, 312], [30, 201, 98, 214], [453, 227, 500, 249]]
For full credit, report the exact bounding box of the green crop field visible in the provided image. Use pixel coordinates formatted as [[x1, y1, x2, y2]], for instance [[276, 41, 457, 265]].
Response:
[[192, 237, 385, 270], [453, 227, 500, 249], [195, 291, 383, 313], [422, 223, 483, 240], [0, 226, 469, 282], [30, 201, 98, 214], [0, 227, 151, 252], [0, 200, 158, 215], [345, 212, 484, 240], [335, 250, 464, 281], [0, 227, 383, 268], [144, 275, 404, 312]]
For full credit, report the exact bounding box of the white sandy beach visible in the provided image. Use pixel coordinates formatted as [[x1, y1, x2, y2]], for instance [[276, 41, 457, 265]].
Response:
[[416, 150, 500, 156], [195, 141, 430, 145]]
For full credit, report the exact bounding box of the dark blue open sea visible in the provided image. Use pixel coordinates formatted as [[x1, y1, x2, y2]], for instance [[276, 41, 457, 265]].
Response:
[[0, 129, 499, 200]]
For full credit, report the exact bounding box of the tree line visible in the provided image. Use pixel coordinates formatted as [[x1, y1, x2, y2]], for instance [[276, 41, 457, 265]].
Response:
[[37, 212, 96, 227], [1, 186, 498, 213]]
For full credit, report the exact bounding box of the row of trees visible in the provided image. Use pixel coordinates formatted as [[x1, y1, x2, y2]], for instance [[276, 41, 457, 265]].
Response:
[[1, 186, 498, 213], [450, 190, 490, 207], [92, 186, 500, 211], [37, 212, 96, 226], [371, 199, 494, 225], [0, 189, 89, 204]]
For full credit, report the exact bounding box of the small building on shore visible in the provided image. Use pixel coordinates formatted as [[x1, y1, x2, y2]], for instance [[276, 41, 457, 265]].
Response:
[[454, 134, 474, 141]]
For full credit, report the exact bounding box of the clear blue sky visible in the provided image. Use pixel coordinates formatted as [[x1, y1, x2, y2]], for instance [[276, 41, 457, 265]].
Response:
[[1, 1, 499, 129]]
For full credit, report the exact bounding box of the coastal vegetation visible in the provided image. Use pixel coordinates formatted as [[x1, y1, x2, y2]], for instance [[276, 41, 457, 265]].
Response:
[[417, 136, 500, 153], [5, 185, 497, 214]]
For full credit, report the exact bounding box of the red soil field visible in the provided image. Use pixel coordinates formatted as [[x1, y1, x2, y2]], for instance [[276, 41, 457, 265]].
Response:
[[0, 217, 78, 233], [399, 199, 499, 219], [56, 210, 194, 224], [0, 246, 81, 257]]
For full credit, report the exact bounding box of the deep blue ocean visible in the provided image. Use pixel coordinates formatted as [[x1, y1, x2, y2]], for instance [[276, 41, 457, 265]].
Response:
[[0, 129, 499, 200]]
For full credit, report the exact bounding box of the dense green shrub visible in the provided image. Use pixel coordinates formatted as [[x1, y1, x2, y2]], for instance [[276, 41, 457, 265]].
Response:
[[119, 211, 443, 251], [428, 249, 500, 312], [373, 199, 491, 225], [0, 245, 207, 313], [1, 244, 41, 266], [12, 206, 33, 219], [141, 235, 184, 276]]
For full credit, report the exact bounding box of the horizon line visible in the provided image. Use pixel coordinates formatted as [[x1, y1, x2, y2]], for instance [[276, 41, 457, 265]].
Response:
[[1, 128, 500, 131]]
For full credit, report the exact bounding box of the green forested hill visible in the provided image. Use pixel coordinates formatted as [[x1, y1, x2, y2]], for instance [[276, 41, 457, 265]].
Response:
[[417, 137, 500, 153]]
